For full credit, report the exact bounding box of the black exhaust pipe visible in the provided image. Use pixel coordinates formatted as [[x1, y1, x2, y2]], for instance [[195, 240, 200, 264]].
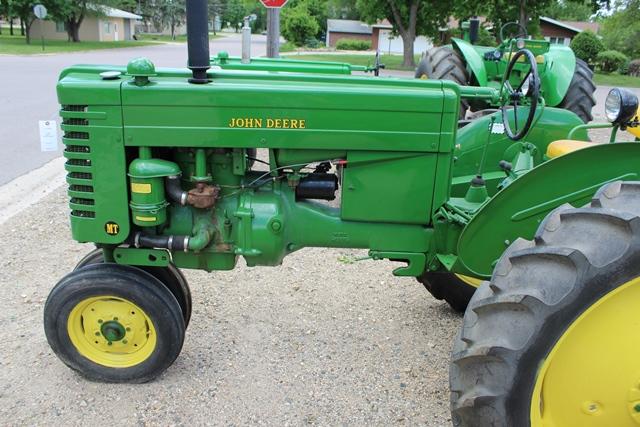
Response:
[[469, 17, 480, 45], [186, 0, 210, 84]]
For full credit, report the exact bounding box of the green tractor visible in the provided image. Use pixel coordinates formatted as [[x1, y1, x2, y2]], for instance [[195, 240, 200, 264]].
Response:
[[415, 20, 597, 123], [45, 1, 640, 424]]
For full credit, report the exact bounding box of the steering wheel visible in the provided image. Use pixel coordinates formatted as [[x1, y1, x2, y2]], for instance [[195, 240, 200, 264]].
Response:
[[500, 49, 540, 141], [500, 22, 528, 43]]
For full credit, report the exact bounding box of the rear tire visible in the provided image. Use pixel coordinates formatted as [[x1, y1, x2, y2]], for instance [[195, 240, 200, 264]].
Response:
[[417, 272, 480, 313], [450, 181, 640, 426], [76, 249, 192, 327], [557, 58, 596, 123], [415, 47, 470, 118]]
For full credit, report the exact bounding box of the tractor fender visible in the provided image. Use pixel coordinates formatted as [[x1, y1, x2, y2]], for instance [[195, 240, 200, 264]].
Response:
[[454, 142, 640, 277], [540, 44, 576, 106], [451, 38, 488, 86]]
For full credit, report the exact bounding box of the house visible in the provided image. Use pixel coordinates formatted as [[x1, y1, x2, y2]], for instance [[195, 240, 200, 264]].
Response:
[[325, 19, 372, 47], [371, 19, 432, 55], [29, 6, 141, 42], [326, 18, 432, 54], [539, 16, 600, 46]]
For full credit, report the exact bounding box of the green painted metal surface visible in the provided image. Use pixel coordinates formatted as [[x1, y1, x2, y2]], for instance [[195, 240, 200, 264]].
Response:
[[57, 73, 130, 244], [452, 38, 488, 86], [455, 143, 640, 277], [55, 54, 632, 282], [453, 37, 577, 107], [210, 51, 372, 74]]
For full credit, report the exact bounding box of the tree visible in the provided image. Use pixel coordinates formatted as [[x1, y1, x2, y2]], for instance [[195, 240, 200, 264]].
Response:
[[570, 29, 604, 64], [543, 0, 594, 21], [11, 0, 37, 43], [223, 0, 245, 32], [600, 0, 640, 58], [453, 0, 552, 38], [159, 0, 185, 40], [356, 0, 450, 68], [281, 3, 319, 46]]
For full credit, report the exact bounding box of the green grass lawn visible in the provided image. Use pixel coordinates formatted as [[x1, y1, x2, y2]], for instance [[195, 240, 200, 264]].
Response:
[[0, 34, 158, 55], [593, 72, 640, 88], [282, 53, 420, 71]]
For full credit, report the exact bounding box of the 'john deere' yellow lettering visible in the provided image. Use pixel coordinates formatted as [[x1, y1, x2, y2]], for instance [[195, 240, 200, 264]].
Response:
[[228, 117, 306, 129]]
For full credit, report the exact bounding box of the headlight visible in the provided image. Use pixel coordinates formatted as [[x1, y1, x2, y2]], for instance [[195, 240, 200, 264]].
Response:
[[605, 88, 639, 124], [516, 39, 526, 49]]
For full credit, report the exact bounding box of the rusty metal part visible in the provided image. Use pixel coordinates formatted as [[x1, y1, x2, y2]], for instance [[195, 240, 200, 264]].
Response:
[[187, 183, 219, 209]]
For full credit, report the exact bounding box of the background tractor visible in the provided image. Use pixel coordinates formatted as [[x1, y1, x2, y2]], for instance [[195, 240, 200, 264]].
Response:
[[44, 1, 640, 424], [415, 20, 597, 123]]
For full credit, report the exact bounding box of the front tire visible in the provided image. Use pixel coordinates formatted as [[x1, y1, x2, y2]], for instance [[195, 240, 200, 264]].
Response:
[[44, 263, 185, 383], [76, 249, 192, 327], [450, 181, 640, 426]]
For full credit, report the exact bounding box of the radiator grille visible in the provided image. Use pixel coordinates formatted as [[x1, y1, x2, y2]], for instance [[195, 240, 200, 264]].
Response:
[[63, 105, 95, 220]]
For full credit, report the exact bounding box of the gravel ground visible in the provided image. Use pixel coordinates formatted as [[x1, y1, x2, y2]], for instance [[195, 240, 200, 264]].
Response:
[[1, 91, 635, 426], [0, 186, 459, 426]]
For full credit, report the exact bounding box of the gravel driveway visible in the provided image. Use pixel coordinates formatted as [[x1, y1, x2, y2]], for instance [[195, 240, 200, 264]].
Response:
[[0, 186, 459, 426]]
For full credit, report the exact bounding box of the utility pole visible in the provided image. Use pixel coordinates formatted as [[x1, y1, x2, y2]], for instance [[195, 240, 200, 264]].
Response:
[[259, 0, 288, 58], [266, 8, 280, 58]]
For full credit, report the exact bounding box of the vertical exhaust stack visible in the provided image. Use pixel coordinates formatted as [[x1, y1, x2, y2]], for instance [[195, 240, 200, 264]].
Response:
[[186, 0, 211, 84]]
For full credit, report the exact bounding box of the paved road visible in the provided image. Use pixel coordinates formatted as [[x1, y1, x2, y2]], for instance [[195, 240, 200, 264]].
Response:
[[0, 32, 265, 186]]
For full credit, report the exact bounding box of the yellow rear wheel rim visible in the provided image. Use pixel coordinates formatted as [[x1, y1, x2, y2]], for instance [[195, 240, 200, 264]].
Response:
[[455, 274, 482, 288], [67, 296, 157, 368], [531, 277, 640, 426]]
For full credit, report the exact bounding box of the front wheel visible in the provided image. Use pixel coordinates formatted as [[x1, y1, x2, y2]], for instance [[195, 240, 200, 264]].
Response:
[[450, 180, 640, 426], [44, 263, 185, 383], [76, 249, 192, 327]]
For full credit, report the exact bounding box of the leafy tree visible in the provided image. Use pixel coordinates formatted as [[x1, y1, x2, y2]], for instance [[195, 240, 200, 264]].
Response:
[[543, 0, 594, 21], [453, 0, 552, 39], [11, 0, 38, 43], [600, 0, 640, 58], [281, 3, 319, 46], [570, 30, 604, 64], [222, 0, 245, 31], [158, 0, 185, 40], [356, 0, 450, 68], [327, 0, 359, 20]]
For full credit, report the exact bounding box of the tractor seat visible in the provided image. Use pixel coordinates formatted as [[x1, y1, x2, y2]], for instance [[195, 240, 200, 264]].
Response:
[[546, 140, 597, 159]]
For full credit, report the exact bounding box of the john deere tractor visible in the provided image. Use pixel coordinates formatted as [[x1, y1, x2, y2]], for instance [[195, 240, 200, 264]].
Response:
[[45, 1, 640, 425], [416, 20, 597, 123]]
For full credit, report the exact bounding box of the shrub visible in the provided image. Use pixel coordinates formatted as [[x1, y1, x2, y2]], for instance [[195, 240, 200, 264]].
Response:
[[570, 30, 604, 65], [628, 59, 640, 77], [304, 37, 322, 49], [596, 50, 628, 73], [281, 6, 319, 47], [336, 38, 371, 51], [279, 41, 297, 53], [476, 26, 497, 47]]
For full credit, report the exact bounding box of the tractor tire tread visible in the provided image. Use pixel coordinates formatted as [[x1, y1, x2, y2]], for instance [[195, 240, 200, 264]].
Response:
[[558, 58, 596, 123], [450, 180, 640, 426]]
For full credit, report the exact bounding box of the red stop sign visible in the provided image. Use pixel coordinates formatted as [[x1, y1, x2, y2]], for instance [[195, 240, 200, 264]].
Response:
[[260, 0, 289, 7]]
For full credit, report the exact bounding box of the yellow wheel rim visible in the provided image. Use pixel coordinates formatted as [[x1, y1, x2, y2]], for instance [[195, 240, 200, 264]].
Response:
[[531, 277, 640, 426], [455, 274, 482, 288], [420, 74, 428, 80], [67, 295, 157, 368]]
